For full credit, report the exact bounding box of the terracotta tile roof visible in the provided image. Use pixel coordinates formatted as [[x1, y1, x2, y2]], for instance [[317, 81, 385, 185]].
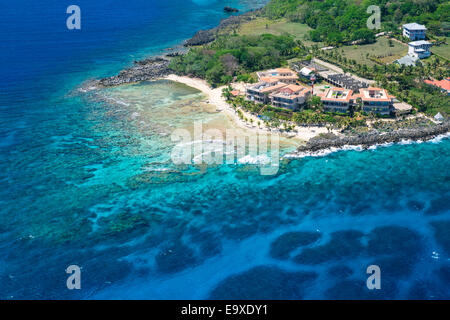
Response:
[[270, 85, 309, 99], [275, 68, 294, 73], [424, 78, 450, 92], [278, 75, 298, 79], [260, 77, 279, 83], [284, 84, 305, 92], [260, 83, 288, 93]]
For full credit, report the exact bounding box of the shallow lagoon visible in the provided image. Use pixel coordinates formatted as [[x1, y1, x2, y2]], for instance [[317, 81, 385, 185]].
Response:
[[0, 0, 449, 300], [2, 78, 449, 299]]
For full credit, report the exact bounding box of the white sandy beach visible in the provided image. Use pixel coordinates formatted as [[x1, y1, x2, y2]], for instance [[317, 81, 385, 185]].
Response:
[[164, 74, 333, 142]]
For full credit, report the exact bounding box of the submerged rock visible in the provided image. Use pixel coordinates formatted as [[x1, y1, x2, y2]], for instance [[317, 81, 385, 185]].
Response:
[[155, 242, 198, 273], [430, 220, 450, 255], [293, 230, 365, 265], [425, 196, 450, 215], [327, 265, 353, 278], [366, 226, 422, 257], [269, 231, 321, 260], [366, 226, 423, 278], [209, 266, 317, 299]]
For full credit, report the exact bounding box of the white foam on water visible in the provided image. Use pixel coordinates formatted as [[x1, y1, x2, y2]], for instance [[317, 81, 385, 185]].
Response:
[[429, 131, 450, 143], [130, 112, 140, 119], [174, 139, 226, 147], [142, 167, 171, 172], [109, 97, 130, 107], [238, 154, 272, 165], [192, 147, 228, 163], [284, 145, 364, 159], [431, 251, 440, 260], [77, 84, 100, 93]]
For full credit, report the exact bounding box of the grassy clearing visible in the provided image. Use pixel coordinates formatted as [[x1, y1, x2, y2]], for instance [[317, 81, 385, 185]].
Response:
[[333, 37, 408, 66], [238, 18, 320, 46], [430, 37, 450, 61]]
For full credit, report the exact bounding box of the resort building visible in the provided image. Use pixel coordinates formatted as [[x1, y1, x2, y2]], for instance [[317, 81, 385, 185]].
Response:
[[257, 68, 298, 84], [245, 79, 288, 104], [403, 23, 426, 41], [357, 87, 395, 115], [408, 40, 432, 59], [269, 84, 310, 110], [424, 78, 450, 95], [318, 88, 355, 113]]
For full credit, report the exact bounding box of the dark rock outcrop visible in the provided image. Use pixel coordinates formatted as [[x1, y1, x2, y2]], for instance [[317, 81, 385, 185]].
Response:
[[95, 58, 171, 87], [184, 9, 262, 47], [296, 121, 450, 154], [224, 6, 239, 13], [165, 51, 183, 57], [184, 29, 216, 47]]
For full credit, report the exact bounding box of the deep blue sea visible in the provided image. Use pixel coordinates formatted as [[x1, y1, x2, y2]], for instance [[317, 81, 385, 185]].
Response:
[[0, 0, 449, 300]]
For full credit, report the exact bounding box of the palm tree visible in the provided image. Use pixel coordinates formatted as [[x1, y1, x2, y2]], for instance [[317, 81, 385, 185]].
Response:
[[222, 87, 231, 101]]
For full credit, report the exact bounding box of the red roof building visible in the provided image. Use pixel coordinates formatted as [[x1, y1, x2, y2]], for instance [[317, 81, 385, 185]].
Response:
[[424, 78, 450, 95]]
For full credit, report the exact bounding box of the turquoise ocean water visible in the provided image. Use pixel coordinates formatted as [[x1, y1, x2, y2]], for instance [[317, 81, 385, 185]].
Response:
[[0, 0, 449, 299]]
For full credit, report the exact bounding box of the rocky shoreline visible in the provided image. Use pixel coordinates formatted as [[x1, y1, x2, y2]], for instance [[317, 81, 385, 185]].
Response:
[[295, 121, 450, 154], [81, 6, 449, 152], [92, 57, 171, 87], [183, 8, 262, 46], [86, 7, 263, 88]]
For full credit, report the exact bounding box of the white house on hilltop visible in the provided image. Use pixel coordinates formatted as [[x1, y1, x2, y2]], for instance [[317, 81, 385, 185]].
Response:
[[403, 23, 427, 40], [396, 22, 431, 65], [408, 40, 432, 59]]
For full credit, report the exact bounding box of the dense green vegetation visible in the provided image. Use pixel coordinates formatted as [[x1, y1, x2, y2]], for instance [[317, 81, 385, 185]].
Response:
[[169, 34, 301, 87], [170, 0, 449, 120], [263, 0, 449, 45]]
